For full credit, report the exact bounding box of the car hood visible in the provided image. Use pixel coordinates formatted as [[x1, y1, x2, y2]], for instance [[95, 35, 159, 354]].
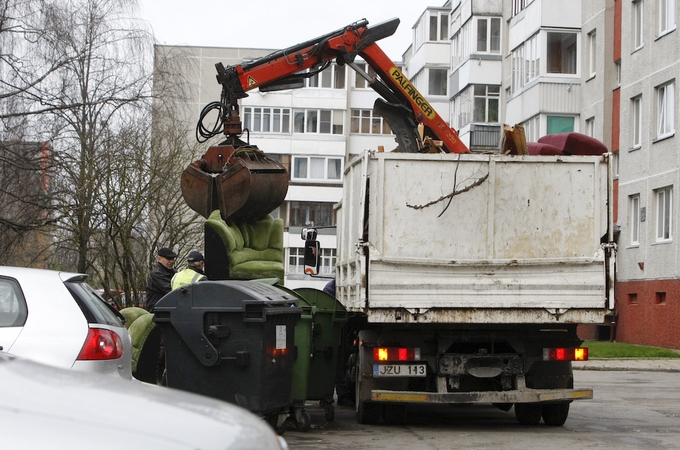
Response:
[[0, 354, 284, 450]]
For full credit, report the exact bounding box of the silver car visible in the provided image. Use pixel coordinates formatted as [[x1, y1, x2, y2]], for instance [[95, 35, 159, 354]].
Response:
[[0, 353, 288, 449], [0, 266, 132, 378]]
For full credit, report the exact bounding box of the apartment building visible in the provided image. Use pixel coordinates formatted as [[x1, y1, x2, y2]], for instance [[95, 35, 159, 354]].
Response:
[[607, 0, 680, 348]]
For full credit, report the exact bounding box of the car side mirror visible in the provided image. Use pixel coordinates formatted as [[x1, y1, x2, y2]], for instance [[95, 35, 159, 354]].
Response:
[[302, 228, 320, 276]]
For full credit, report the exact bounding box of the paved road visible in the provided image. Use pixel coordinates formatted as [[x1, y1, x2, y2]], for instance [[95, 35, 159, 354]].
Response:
[[283, 360, 680, 450]]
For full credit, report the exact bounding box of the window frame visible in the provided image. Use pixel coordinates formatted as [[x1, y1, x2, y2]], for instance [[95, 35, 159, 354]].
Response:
[[631, 95, 642, 148], [656, 81, 675, 139], [350, 109, 392, 135], [288, 201, 337, 227], [473, 85, 500, 123], [243, 107, 291, 134], [588, 30, 597, 78], [630, 194, 640, 245], [658, 0, 676, 36], [291, 156, 343, 182], [633, 0, 644, 50], [476, 17, 501, 54], [546, 31, 578, 75], [655, 186, 673, 242], [428, 68, 448, 96]]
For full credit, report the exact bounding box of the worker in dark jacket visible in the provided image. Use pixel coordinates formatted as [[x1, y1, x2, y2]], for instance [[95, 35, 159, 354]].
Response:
[[171, 251, 207, 290], [145, 247, 177, 312]]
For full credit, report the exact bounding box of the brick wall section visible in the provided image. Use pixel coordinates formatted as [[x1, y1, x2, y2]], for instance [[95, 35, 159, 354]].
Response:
[[615, 279, 680, 349]]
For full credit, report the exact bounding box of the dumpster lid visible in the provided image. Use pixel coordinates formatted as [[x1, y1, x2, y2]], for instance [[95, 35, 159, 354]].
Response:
[[154, 280, 298, 311]]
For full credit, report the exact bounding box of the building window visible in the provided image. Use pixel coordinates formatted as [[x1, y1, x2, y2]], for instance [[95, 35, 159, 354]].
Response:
[[523, 115, 540, 142], [525, 34, 540, 84], [293, 109, 344, 134], [630, 194, 640, 245], [350, 109, 392, 135], [511, 44, 525, 93], [655, 186, 672, 242], [547, 32, 577, 74], [473, 85, 500, 123], [288, 247, 336, 275], [319, 248, 337, 276], [547, 116, 575, 134], [633, 0, 644, 49], [513, 0, 533, 16], [616, 60, 622, 86], [588, 31, 597, 77], [307, 63, 346, 89], [289, 201, 336, 227], [585, 117, 595, 137], [453, 87, 472, 128], [632, 96, 642, 148], [353, 62, 377, 89], [428, 68, 447, 96], [476, 17, 501, 53], [658, 0, 676, 36], [292, 157, 342, 182], [452, 21, 472, 67], [288, 247, 305, 274], [629, 293, 638, 305], [429, 11, 448, 41], [656, 291, 667, 304], [656, 81, 675, 139], [243, 107, 291, 133]]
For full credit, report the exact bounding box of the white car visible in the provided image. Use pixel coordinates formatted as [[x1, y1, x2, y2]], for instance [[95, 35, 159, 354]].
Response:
[[0, 266, 132, 378], [0, 353, 288, 449]]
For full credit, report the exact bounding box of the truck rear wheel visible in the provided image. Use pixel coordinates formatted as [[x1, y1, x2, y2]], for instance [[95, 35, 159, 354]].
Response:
[[514, 403, 543, 425], [542, 402, 570, 426]]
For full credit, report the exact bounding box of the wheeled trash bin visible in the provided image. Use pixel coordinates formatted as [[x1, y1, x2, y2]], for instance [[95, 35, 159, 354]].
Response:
[[153, 280, 301, 432], [294, 287, 348, 422]]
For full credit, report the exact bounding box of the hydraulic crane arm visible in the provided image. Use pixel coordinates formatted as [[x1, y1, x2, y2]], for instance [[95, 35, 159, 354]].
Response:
[[184, 18, 469, 223], [203, 18, 469, 154]]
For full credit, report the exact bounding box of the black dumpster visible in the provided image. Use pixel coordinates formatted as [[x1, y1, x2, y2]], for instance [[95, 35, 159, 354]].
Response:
[[153, 280, 301, 422]]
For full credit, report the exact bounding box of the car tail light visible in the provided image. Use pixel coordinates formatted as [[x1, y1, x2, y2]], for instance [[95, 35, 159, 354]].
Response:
[[543, 347, 588, 361], [77, 328, 123, 360], [373, 347, 421, 362]]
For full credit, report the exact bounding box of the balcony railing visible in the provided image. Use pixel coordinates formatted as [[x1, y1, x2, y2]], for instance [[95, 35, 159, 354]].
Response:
[[470, 123, 501, 151]]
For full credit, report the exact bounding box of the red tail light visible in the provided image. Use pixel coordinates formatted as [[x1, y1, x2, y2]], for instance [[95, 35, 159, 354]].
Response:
[[373, 347, 421, 362], [543, 347, 588, 361], [77, 328, 123, 360]]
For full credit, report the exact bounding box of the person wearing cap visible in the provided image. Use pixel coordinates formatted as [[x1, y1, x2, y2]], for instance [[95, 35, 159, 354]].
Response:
[[171, 251, 207, 290], [145, 247, 177, 313]]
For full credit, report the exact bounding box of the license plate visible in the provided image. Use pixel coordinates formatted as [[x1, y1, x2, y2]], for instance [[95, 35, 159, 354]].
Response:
[[373, 364, 426, 377]]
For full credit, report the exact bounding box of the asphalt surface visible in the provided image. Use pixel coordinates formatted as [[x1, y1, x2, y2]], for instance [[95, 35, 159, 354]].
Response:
[[573, 357, 680, 372]]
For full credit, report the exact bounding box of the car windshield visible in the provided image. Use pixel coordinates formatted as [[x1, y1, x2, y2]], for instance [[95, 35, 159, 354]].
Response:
[[66, 281, 124, 327]]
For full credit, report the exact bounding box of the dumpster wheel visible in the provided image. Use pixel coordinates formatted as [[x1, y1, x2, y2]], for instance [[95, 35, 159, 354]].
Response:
[[294, 411, 312, 432]]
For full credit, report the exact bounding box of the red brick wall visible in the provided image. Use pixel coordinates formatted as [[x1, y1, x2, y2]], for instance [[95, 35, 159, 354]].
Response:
[[615, 279, 680, 349]]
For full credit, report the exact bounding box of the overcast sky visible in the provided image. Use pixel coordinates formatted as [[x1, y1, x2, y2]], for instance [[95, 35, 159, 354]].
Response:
[[137, 0, 445, 61]]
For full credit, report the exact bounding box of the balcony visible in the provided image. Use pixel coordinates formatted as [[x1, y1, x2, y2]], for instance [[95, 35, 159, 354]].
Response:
[[469, 123, 501, 152]]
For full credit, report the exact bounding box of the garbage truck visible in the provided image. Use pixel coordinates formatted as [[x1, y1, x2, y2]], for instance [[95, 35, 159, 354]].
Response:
[[175, 17, 615, 427], [303, 141, 615, 426]]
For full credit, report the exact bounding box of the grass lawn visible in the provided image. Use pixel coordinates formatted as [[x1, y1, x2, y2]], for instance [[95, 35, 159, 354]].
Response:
[[582, 340, 680, 358]]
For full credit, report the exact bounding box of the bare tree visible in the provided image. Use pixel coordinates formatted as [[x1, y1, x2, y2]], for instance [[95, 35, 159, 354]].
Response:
[[1, 0, 205, 302]]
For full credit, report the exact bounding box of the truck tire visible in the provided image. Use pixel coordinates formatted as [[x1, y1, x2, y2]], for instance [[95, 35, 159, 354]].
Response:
[[542, 402, 570, 426], [514, 403, 543, 425]]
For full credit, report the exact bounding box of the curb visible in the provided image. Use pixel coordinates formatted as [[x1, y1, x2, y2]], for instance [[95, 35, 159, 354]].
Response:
[[573, 358, 680, 373]]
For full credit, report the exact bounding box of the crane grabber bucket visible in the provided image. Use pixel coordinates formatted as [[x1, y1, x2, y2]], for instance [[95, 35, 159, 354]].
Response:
[[181, 142, 288, 223]]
